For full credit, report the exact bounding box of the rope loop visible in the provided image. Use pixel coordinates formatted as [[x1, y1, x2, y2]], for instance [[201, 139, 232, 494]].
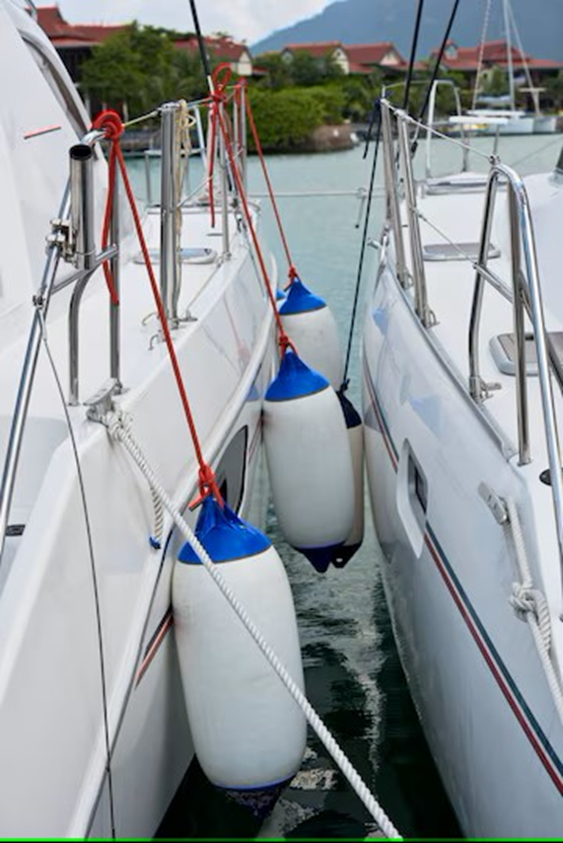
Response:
[[510, 583, 552, 650], [92, 109, 124, 141], [189, 463, 224, 510], [211, 63, 232, 102], [278, 331, 296, 356], [288, 265, 298, 284]]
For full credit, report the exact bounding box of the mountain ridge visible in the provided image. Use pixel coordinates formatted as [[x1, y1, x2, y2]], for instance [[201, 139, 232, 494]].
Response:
[[252, 0, 563, 62]]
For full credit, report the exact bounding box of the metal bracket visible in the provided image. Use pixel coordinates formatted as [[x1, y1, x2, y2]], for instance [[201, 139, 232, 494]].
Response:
[[478, 482, 508, 525], [84, 378, 121, 423], [47, 217, 74, 263], [470, 375, 502, 403]]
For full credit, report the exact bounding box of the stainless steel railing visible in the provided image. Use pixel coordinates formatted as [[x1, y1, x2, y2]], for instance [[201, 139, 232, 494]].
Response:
[[0, 129, 105, 558], [380, 97, 563, 589]]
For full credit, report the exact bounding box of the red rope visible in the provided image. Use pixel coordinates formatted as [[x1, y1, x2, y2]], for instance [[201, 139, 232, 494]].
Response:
[[206, 64, 233, 230], [215, 106, 295, 355], [92, 109, 223, 506], [243, 83, 298, 287]]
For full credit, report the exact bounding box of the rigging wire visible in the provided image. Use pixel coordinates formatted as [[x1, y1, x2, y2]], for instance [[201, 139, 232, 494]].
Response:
[[415, 0, 461, 129], [187, 0, 213, 91], [340, 100, 382, 394], [472, 0, 493, 109], [402, 0, 425, 112]]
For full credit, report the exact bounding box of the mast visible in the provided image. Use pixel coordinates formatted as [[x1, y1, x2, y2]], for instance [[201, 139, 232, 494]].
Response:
[[503, 0, 516, 111]]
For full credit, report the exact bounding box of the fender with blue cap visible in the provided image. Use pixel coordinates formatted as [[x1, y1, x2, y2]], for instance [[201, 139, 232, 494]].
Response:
[[263, 350, 355, 573], [279, 278, 343, 390], [172, 496, 306, 790]]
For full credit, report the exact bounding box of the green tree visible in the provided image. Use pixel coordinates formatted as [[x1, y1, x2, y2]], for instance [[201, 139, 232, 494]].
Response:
[[545, 70, 563, 110], [246, 88, 326, 151], [483, 65, 508, 97], [81, 22, 210, 116], [253, 53, 293, 90]]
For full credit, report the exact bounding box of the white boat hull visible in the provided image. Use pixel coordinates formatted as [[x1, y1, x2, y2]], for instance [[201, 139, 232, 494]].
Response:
[[362, 246, 563, 837]]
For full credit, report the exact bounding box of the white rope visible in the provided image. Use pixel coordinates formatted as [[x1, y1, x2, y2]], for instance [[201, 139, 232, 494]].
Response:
[[104, 411, 402, 839], [505, 497, 563, 723]]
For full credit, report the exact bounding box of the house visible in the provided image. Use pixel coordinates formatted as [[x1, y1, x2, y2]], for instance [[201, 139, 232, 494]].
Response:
[[281, 42, 350, 75], [37, 5, 253, 83], [37, 5, 125, 83], [345, 42, 406, 75], [430, 39, 562, 85], [175, 36, 253, 77], [279, 41, 406, 76]]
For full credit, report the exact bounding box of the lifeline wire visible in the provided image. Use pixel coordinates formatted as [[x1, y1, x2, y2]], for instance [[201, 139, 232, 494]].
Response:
[[105, 412, 403, 840]]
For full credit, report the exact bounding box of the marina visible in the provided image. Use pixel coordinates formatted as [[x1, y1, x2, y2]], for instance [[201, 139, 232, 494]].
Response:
[[0, 0, 562, 838]]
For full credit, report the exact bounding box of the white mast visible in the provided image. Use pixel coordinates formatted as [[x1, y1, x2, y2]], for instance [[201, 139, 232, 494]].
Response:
[[503, 0, 516, 111]]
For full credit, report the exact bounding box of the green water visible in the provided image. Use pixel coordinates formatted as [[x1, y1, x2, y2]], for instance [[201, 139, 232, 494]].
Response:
[[129, 131, 562, 840]]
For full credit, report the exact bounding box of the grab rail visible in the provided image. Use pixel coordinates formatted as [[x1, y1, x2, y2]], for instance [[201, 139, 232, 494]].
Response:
[[468, 162, 563, 579], [0, 129, 104, 559], [379, 96, 563, 593]]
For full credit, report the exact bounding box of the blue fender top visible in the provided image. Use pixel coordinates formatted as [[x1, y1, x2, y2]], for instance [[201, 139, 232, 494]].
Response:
[[178, 497, 271, 564], [279, 278, 326, 315], [265, 350, 329, 402]]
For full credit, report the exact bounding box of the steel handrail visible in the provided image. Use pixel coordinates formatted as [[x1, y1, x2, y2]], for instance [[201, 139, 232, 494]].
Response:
[[468, 160, 563, 589], [0, 130, 104, 561]]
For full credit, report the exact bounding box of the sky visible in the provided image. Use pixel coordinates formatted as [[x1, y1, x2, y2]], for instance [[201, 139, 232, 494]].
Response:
[[57, 0, 332, 44]]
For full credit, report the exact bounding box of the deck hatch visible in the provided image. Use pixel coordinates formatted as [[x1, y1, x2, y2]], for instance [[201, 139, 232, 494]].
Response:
[[490, 331, 563, 376]]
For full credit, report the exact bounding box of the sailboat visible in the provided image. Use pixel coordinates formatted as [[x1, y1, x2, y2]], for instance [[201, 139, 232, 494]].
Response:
[[0, 0, 312, 835], [453, 0, 557, 135], [362, 78, 563, 835]]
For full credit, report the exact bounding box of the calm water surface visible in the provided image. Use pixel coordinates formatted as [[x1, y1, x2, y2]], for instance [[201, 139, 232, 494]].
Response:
[[130, 131, 561, 840]]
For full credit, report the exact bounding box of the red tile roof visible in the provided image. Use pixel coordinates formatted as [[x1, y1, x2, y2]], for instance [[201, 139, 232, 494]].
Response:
[[345, 42, 406, 68], [37, 5, 125, 46], [431, 39, 562, 71], [283, 41, 344, 57], [175, 35, 248, 61]]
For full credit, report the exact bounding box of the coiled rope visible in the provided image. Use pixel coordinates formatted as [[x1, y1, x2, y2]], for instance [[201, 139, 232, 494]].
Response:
[[103, 410, 402, 840]]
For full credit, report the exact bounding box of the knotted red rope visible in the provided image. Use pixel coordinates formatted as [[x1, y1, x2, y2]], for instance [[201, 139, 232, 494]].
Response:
[[92, 109, 222, 506], [207, 64, 232, 230], [215, 104, 296, 356], [242, 81, 300, 288]]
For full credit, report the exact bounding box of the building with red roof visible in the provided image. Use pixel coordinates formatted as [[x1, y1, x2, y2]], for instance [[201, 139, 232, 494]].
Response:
[[430, 39, 561, 78], [36, 5, 253, 85], [345, 43, 406, 74], [175, 35, 252, 76], [280, 41, 406, 76]]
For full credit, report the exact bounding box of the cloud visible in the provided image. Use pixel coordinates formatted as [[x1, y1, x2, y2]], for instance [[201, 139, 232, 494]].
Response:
[[58, 0, 330, 43]]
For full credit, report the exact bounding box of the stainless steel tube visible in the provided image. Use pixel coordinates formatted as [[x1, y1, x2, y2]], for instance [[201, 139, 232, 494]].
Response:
[[219, 104, 230, 260], [110, 171, 121, 387], [159, 103, 179, 322], [397, 113, 430, 326], [380, 101, 407, 288], [70, 144, 96, 271], [469, 169, 499, 401]]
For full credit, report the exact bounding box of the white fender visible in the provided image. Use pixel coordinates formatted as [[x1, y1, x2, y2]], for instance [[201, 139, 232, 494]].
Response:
[[331, 392, 364, 568], [263, 350, 355, 572], [279, 278, 343, 390], [173, 498, 306, 790]]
